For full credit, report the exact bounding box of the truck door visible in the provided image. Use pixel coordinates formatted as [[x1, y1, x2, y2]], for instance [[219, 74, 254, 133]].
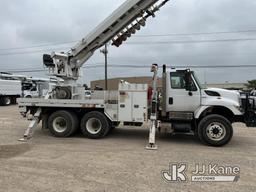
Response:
[[166, 71, 201, 113]]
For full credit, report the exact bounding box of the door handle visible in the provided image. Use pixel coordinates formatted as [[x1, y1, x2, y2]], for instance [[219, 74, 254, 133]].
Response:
[[169, 97, 173, 105], [188, 91, 193, 96]]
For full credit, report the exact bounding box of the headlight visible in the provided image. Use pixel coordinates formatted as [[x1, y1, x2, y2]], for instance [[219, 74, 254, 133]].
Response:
[[234, 105, 243, 112], [238, 97, 242, 107], [236, 93, 242, 106]]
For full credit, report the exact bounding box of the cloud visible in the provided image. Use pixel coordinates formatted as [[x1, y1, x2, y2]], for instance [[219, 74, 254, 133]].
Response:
[[0, 0, 256, 85]]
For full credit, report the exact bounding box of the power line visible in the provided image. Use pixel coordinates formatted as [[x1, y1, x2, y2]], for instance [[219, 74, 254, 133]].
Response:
[[6, 68, 53, 72], [1, 37, 256, 57], [3, 64, 256, 73], [126, 38, 256, 45], [174, 64, 256, 68], [1, 63, 105, 72], [0, 46, 71, 56], [135, 29, 256, 37], [0, 41, 76, 51], [1, 29, 256, 52], [102, 64, 256, 68]]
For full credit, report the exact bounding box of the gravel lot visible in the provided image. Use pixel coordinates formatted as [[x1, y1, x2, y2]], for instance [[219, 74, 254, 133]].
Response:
[[0, 105, 255, 192]]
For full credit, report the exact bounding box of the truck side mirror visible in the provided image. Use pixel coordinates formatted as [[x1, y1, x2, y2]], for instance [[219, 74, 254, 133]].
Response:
[[184, 71, 192, 91]]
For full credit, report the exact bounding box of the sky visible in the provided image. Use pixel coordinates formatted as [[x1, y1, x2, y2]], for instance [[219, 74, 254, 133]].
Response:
[[0, 0, 256, 86]]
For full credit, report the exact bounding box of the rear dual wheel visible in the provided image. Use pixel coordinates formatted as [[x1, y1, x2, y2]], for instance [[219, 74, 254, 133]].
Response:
[[80, 111, 110, 139], [48, 110, 79, 137], [47, 110, 110, 139]]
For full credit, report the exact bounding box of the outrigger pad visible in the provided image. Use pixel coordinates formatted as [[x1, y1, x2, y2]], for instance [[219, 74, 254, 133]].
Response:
[[146, 143, 158, 150], [18, 137, 30, 142]]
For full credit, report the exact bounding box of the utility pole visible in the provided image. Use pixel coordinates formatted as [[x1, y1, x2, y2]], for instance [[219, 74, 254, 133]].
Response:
[[100, 44, 108, 90], [204, 69, 207, 86]]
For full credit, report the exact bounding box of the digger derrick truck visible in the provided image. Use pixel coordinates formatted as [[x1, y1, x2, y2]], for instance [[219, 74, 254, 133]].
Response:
[[18, 0, 256, 148]]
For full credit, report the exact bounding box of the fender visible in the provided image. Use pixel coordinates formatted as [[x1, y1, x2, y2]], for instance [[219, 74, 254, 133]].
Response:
[[194, 106, 210, 119], [194, 105, 243, 119]]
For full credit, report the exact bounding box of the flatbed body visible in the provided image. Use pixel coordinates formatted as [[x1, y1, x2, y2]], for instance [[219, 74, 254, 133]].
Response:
[[18, 83, 149, 124]]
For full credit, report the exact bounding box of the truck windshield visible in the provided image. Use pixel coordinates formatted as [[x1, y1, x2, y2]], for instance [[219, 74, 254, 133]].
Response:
[[192, 72, 205, 89]]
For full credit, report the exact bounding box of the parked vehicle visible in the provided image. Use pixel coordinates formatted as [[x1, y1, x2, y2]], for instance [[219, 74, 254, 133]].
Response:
[[0, 79, 22, 106], [0, 72, 54, 105], [18, 0, 256, 148], [22, 79, 50, 98]]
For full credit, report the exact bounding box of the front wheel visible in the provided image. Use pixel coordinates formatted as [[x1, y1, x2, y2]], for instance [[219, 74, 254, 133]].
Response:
[[197, 115, 233, 147]]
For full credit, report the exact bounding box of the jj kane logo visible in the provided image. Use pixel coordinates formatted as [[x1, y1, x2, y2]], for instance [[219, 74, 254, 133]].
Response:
[[162, 163, 240, 183], [162, 163, 188, 182]]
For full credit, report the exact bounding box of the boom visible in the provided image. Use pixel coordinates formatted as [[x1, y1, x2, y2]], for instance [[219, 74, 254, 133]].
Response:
[[43, 0, 169, 80]]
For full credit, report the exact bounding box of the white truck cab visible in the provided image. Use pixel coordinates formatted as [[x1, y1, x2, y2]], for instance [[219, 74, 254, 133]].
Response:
[[23, 85, 39, 98], [22, 80, 50, 98], [165, 68, 242, 118], [159, 66, 255, 146]]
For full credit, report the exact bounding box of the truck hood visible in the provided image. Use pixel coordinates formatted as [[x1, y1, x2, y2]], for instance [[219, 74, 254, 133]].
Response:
[[203, 87, 241, 106]]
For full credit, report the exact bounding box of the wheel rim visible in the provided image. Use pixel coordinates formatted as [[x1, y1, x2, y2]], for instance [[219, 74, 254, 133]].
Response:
[[206, 122, 226, 141], [52, 117, 68, 133], [5, 97, 11, 105], [57, 90, 68, 99], [86, 118, 102, 134]]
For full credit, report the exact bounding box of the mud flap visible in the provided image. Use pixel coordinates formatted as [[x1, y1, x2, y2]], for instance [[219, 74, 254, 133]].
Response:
[[245, 111, 256, 127], [243, 93, 256, 127]]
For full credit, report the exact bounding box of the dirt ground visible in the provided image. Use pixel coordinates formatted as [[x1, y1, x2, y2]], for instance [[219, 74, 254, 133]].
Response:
[[0, 105, 255, 192]]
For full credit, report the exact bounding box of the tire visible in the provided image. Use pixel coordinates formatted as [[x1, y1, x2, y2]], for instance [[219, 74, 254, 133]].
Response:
[[11, 97, 17, 104], [55, 87, 72, 99], [80, 111, 110, 139], [197, 114, 233, 147], [109, 126, 116, 133], [107, 123, 117, 135], [48, 110, 79, 137], [42, 113, 50, 130], [2, 96, 11, 106], [0, 98, 3, 106]]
